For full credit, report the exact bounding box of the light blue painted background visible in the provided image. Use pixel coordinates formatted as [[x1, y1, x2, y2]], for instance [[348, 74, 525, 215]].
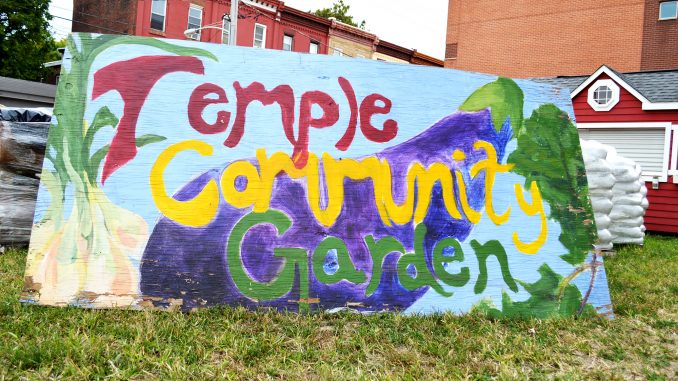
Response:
[[34, 35, 611, 314]]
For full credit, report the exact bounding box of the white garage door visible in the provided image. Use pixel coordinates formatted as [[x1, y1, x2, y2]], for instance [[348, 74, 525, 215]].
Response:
[[578, 125, 670, 181]]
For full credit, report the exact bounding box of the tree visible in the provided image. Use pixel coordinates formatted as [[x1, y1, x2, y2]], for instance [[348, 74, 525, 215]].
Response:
[[313, 0, 366, 29], [0, 0, 58, 82]]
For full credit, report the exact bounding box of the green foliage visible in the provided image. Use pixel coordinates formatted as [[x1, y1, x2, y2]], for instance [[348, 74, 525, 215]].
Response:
[[507, 104, 597, 265], [459, 80, 598, 314], [1, 237, 677, 379], [459, 77, 524, 132], [54, 38, 67, 49], [312, 0, 366, 29], [474, 264, 596, 319], [0, 0, 57, 81]]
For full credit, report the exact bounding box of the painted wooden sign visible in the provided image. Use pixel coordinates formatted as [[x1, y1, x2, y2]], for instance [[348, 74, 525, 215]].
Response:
[[22, 33, 613, 317]]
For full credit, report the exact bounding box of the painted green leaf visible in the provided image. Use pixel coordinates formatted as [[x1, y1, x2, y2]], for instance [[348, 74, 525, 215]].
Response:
[[87, 145, 109, 184], [459, 77, 524, 132], [474, 264, 591, 319], [91, 35, 219, 63], [87, 135, 166, 182], [135, 134, 167, 148], [82, 107, 119, 172], [508, 104, 596, 265]]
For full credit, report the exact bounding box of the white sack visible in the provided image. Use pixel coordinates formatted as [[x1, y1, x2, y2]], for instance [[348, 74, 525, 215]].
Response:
[[596, 229, 613, 242], [609, 226, 644, 239], [593, 213, 611, 229], [611, 216, 645, 227], [609, 204, 645, 219], [612, 181, 642, 194], [612, 193, 644, 206], [591, 198, 614, 214]]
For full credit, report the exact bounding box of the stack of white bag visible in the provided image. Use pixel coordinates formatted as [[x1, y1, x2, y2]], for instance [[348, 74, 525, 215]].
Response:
[[580, 140, 648, 248], [608, 153, 649, 245], [581, 140, 615, 250]]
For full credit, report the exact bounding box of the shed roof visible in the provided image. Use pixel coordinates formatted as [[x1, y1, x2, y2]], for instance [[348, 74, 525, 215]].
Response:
[[532, 67, 678, 103]]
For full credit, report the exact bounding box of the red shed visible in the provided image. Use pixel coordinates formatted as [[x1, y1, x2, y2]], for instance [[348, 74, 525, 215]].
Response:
[[535, 65, 678, 234]]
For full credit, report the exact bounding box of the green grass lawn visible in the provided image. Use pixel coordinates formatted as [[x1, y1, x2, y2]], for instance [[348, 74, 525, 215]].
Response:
[[1, 236, 676, 380]]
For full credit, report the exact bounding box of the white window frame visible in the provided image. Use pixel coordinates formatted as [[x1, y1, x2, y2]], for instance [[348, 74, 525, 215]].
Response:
[[333, 47, 343, 56], [587, 79, 620, 112], [187, 4, 203, 41], [282, 34, 293, 51], [309, 41, 319, 54], [222, 18, 231, 44], [150, 0, 167, 31], [253, 23, 267, 48], [659, 1, 678, 20], [671, 124, 678, 183], [578, 122, 672, 182]]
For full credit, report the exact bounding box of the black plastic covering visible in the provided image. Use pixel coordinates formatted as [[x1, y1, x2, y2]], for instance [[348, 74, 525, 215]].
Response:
[[0, 108, 52, 123]]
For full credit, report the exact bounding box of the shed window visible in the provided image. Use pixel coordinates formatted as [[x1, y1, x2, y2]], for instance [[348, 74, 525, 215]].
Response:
[[593, 86, 612, 105], [659, 1, 678, 20], [587, 80, 620, 111]]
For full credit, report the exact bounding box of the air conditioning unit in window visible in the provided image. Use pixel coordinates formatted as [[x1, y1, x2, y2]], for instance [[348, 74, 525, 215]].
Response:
[[184, 28, 201, 41]]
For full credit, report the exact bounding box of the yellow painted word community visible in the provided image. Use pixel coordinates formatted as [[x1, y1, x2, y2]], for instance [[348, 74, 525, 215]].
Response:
[[150, 140, 548, 255]]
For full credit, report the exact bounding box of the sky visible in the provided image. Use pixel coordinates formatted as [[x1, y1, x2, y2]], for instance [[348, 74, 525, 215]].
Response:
[[48, 0, 448, 59]]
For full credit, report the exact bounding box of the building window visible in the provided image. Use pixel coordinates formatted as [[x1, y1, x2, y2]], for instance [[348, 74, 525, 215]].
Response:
[[332, 47, 343, 56], [187, 5, 203, 40], [659, 1, 678, 20], [587, 79, 620, 112], [283, 35, 293, 51], [253, 24, 266, 48], [222, 18, 231, 44], [150, 0, 166, 31], [309, 41, 319, 54]]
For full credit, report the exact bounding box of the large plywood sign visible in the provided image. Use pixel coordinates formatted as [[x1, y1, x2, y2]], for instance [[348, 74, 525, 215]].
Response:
[[22, 33, 613, 317]]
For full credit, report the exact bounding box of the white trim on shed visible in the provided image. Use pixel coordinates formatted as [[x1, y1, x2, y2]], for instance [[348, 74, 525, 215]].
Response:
[[569, 65, 678, 111]]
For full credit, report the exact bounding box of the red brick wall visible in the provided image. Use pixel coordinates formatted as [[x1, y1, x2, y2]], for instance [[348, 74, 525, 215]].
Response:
[[445, 0, 645, 77], [641, 1, 678, 71], [72, 0, 137, 35]]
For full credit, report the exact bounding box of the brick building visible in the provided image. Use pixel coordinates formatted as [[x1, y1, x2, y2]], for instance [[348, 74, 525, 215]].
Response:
[[445, 0, 678, 77], [327, 18, 378, 59], [71, 0, 442, 66]]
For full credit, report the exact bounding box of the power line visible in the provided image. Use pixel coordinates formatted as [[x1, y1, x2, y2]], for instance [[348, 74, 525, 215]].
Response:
[[51, 15, 130, 35], [51, 4, 132, 28]]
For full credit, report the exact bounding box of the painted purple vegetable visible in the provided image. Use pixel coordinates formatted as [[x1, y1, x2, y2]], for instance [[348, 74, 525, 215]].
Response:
[[140, 109, 511, 311]]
